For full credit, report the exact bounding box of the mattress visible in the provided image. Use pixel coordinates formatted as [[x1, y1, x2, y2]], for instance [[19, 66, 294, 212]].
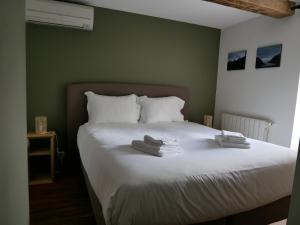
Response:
[[77, 122, 297, 225]]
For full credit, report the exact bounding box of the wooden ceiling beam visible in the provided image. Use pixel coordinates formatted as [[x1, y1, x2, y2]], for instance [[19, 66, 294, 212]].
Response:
[[205, 0, 295, 18]]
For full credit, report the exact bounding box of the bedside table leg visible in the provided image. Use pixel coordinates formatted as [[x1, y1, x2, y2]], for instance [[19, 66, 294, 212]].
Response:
[[50, 136, 55, 181]]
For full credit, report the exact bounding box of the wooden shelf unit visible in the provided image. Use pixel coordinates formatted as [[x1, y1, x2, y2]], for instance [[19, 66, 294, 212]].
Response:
[[28, 148, 51, 156], [27, 131, 56, 185]]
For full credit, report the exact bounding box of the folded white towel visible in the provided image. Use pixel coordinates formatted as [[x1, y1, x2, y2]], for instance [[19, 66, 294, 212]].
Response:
[[223, 136, 247, 144], [144, 135, 178, 146], [221, 130, 244, 137], [215, 135, 250, 149], [132, 140, 183, 157], [221, 130, 246, 143], [223, 137, 247, 144]]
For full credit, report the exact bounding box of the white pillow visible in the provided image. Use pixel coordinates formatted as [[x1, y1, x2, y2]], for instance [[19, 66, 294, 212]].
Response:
[[139, 96, 185, 123], [85, 92, 140, 124]]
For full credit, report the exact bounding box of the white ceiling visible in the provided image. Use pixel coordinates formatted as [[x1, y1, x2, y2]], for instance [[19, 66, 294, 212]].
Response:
[[70, 0, 260, 29]]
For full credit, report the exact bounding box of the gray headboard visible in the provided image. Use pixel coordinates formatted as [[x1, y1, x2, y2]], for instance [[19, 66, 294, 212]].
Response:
[[66, 83, 189, 155]]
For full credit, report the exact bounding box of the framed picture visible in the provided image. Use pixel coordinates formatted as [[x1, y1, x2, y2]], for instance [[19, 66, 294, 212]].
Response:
[[256, 44, 282, 69], [227, 50, 247, 71], [35, 116, 47, 134]]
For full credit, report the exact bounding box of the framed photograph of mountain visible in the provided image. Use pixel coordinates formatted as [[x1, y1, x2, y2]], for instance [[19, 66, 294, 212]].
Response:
[[256, 44, 282, 69], [227, 50, 247, 71]]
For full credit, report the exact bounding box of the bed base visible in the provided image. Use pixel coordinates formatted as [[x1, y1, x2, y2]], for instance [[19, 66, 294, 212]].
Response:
[[82, 167, 290, 225]]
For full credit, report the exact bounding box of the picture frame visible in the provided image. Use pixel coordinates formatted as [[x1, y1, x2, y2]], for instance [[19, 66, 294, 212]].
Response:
[[203, 115, 213, 128], [227, 50, 247, 71], [255, 44, 282, 69], [35, 116, 47, 134]]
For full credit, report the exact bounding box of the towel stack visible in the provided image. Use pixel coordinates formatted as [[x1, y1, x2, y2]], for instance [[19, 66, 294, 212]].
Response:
[[132, 135, 183, 157], [215, 130, 251, 149]]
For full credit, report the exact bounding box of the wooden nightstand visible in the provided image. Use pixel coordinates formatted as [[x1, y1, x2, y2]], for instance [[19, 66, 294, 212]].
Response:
[[27, 131, 56, 185]]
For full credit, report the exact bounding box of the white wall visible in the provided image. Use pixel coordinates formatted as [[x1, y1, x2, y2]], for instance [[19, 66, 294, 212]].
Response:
[[291, 79, 300, 149], [214, 12, 300, 148]]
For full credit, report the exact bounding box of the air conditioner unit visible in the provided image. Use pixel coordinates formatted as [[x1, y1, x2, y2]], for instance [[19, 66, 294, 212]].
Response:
[[26, 0, 94, 31]]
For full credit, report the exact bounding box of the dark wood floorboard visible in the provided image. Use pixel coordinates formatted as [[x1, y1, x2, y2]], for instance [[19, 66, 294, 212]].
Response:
[[30, 172, 97, 225]]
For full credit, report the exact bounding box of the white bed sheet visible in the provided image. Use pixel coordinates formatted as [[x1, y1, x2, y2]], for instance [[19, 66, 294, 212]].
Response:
[[77, 122, 297, 225]]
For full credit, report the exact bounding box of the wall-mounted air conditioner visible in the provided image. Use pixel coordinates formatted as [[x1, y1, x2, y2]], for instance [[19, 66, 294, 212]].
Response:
[[26, 0, 94, 31]]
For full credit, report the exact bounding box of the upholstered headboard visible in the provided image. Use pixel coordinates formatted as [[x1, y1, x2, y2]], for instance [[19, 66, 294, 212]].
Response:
[[66, 83, 189, 154]]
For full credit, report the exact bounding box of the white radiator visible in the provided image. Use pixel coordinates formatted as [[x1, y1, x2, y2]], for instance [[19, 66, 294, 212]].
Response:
[[221, 113, 272, 141]]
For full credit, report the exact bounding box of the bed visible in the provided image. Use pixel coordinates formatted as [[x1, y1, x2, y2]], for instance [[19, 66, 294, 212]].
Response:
[[67, 83, 297, 225]]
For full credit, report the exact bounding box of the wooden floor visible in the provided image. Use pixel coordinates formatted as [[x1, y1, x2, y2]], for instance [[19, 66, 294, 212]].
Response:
[[29, 172, 96, 225]]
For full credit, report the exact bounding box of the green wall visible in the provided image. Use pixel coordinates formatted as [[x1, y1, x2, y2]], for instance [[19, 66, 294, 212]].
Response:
[[0, 0, 29, 224], [26, 7, 220, 149]]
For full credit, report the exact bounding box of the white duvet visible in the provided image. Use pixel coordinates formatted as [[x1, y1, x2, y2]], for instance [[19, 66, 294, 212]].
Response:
[[77, 122, 297, 225]]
